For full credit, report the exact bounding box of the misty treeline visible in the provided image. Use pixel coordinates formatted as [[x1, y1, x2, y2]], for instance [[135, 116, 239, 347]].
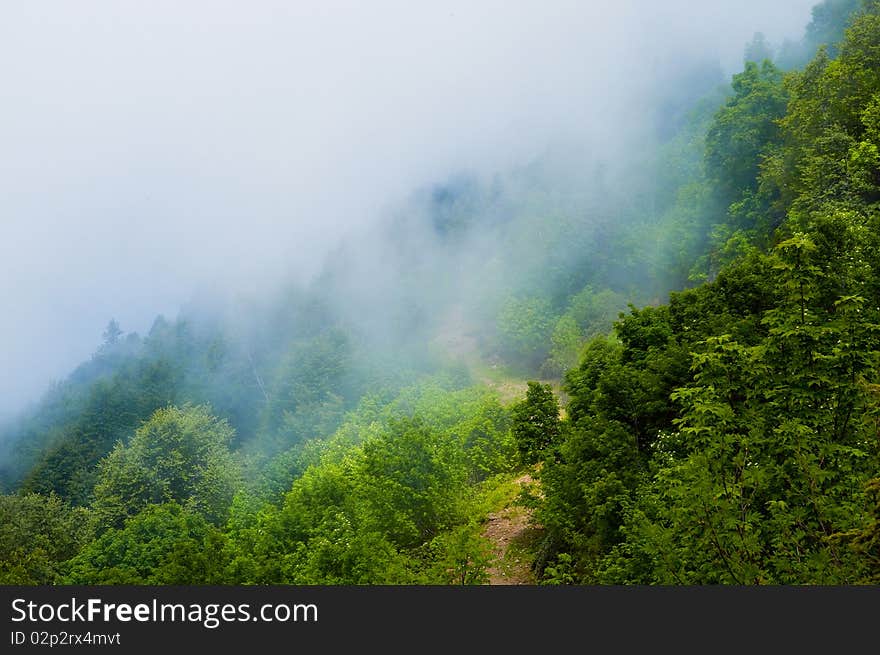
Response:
[[2, 0, 878, 585]]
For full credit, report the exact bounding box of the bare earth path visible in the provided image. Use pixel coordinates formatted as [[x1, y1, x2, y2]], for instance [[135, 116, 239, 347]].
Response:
[[482, 474, 541, 585], [431, 307, 551, 583]]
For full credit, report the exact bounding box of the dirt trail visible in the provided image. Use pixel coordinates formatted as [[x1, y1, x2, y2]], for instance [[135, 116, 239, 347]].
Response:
[[482, 474, 541, 585]]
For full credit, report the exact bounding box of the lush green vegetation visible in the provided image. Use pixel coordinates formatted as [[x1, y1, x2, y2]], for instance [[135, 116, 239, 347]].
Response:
[[533, 1, 880, 583], [3, 385, 517, 585], [2, 0, 878, 585]]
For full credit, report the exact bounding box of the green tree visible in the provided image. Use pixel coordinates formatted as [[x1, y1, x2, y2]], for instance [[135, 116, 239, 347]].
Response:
[[356, 418, 469, 549], [705, 60, 788, 233], [744, 32, 774, 64], [547, 314, 583, 376], [427, 523, 494, 585], [496, 296, 556, 370], [259, 330, 351, 453], [805, 0, 861, 57], [0, 494, 93, 584], [93, 404, 240, 529], [20, 359, 181, 504], [511, 382, 561, 464], [63, 503, 229, 584], [101, 319, 123, 348], [603, 227, 880, 584], [771, 4, 880, 216]]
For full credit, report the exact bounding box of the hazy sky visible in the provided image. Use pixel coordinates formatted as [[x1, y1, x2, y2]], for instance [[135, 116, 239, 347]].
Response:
[[0, 1, 818, 416]]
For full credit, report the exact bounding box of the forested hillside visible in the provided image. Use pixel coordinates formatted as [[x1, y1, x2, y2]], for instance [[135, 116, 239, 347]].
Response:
[[2, 0, 879, 585], [535, 0, 880, 583]]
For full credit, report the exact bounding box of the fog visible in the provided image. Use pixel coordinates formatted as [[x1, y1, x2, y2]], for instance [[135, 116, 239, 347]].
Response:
[[0, 1, 818, 418]]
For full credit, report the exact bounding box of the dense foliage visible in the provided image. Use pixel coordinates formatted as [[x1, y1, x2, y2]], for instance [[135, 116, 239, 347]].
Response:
[[534, 2, 880, 584], [1, 0, 876, 585]]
